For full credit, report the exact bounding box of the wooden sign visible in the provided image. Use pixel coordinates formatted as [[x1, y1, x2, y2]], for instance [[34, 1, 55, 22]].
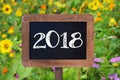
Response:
[[22, 14, 94, 67]]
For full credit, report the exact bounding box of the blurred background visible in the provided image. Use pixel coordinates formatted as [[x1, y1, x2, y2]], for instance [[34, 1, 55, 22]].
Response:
[[0, 0, 120, 80]]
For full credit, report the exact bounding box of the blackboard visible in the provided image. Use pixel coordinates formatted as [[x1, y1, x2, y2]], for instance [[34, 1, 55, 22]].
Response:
[[30, 22, 86, 59], [22, 14, 94, 67]]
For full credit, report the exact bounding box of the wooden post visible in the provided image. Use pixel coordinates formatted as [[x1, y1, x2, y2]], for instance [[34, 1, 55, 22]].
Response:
[[55, 67, 63, 80]]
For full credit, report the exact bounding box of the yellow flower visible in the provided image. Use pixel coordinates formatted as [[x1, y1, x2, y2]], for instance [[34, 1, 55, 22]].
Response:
[[9, 52, 14, 57], [48, 0, 53, 5], [103, 0, 114, 3], [0, 39, 12, 54], [79, 1, 88, 13], [109, 3, 115, 11], [112, 63, 119, 67], [72, 8, 77, 12], [109, 18, 117, 26], [12, 1, 17, 6], [41, 4, 47, 10], [95, 17, 102, 23], [8, 26, 14, 34], [0, 0, 4, 3], [2, 4, 12, 15], [88, 1, 100, 10], [53, 9, 57, 13], [97, 12, 101, 17], [54, 1, 65, 8], [2, 34, 7, 38], [39, 10, 45, 14], [15, 9, 22, 17], [11, 0, 15, 2]]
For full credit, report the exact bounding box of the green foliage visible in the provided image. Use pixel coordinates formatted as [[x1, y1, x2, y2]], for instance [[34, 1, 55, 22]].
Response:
[[0, 0, 120, 80]]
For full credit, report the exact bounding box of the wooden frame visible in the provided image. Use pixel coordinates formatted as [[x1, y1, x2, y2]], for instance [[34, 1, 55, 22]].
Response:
[[22, 14, 94, 67]]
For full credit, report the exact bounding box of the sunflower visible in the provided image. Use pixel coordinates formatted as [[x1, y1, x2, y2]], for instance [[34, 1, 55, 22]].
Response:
[[0, 39, 13, 54], [8, 26, 14, 34], [2, 4, 12, 15], [109, 18, 117, 26], [88, 1, 101, 10], [15, 9, 22, 17], [9, 52, 14, 58], [2, 34, 7, 38], [54, 1, 65, 8]]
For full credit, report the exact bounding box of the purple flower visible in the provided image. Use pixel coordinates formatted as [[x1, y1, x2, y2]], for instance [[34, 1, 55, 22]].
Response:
[[52, 67, 55, 72], [92, 58, 103, 69], [116, 78, 120, 80], [92, 63, 100, 68], [109, 74, 120, 80], [110, 57, 120, 63], [14, 74, 19, 80], [94, 58, 104, 63], [19, 43, 22, 47], [109, 74, 118, 79]]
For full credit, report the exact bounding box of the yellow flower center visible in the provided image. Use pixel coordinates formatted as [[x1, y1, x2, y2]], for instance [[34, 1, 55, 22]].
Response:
[[5, 7, 9, 11], [4, 44, 9, 49]]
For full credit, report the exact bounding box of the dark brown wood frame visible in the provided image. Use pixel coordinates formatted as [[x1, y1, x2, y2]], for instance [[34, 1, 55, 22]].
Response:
[[22, 14, 94, 67]]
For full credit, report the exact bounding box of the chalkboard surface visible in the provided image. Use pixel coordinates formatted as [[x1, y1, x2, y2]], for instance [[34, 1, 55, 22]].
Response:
[[22, 14, 94, 67], [30, 22, 86, 59]]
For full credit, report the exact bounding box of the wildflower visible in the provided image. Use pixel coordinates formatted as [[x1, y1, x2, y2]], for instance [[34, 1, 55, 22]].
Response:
[[53, 9, 57, 13], [41, 4, 46, 10], [109, 3, 115, 11], [8, 26, 14, 34], [109, 74, 120, 80], [2, 4, 12, 15], [103, 0, 114, 3], [0, 0, 4, 3], [2, 68, 8, 74], [92, 63, 100, 68], [95, 17, 102, 22], [88, 1, 100, 10], [112, 63, 119, 67], [14, 73, 19, 80], [72, 8, 77, 12], [2, 34, 7, 38], [9, 52, 14, 58], [79, 1, 87, 13], [97, 12, 101, 17], [92, 58, 103, 68], [12, 1, 17, 6], [11, 0, 17, 5], [0, 39, 12, 54], [16, 9, 22, 17], [110, 57, 120, 63], [39, 10, 46, 14], [19, 43, 22, 47], [109, 18, 117, 26], [94, 58, 104, 63], [48, 0, 53, 5], [54, 1, 65, 8], [52, 67, 55, 72]]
